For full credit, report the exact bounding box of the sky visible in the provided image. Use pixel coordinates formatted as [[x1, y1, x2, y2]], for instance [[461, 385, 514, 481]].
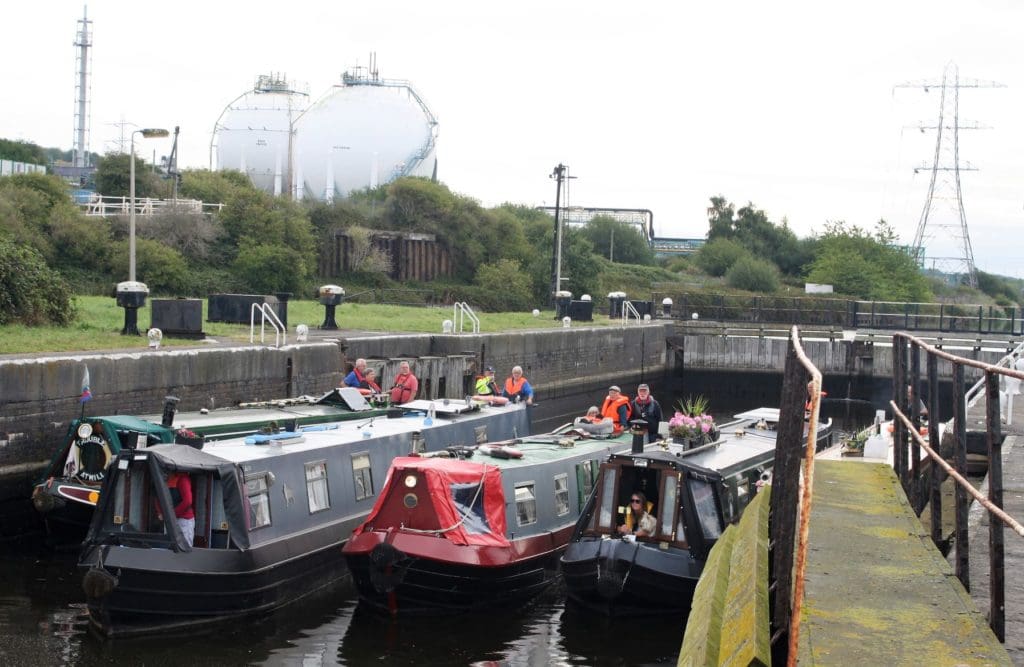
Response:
[[3, 1, 1023, 277]]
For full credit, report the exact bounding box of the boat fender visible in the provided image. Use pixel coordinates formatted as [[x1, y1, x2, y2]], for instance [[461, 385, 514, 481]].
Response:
[[368, 542, 410, 594], [82, 567, 118, 599], [479, 445, 523, 459]]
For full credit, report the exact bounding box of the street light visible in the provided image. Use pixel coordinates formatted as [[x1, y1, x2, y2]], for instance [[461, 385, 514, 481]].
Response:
[[129, 127, 169, 281]]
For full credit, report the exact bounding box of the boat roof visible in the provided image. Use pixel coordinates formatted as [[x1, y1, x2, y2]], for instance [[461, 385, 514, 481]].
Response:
[[149, 402, 529, 466], [425, 431, 635, 470]]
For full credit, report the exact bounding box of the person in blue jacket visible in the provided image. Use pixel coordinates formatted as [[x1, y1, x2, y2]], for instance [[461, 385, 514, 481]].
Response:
[[500, 365, 534, 405], [343, 358, 367, 388]]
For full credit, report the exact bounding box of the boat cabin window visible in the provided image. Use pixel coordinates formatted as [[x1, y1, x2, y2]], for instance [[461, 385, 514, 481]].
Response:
[[596, 466, 618, 530], [575, 460, 598, 511], [106, 462, 162, 534], [554, 473, 570, 517], [246, 473, 272, 529], [451, 482, 490, 534], [514, 483, 537, 526], [657, 474, 679, 540], [351, 452, 373, 501], [689, 478, 722, 540], [305, 461, 330, 513]]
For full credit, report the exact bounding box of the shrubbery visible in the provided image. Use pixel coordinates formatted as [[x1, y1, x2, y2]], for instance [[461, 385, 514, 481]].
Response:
[[725, 256, 780, 292], [0, 238, 76, 325]]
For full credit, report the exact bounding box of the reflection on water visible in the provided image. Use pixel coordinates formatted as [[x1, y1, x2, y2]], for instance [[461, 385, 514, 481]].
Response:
[[0, 547, 683, 667]]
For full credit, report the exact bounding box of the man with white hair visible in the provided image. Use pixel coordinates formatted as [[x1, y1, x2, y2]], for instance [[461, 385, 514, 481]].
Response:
[[389, 360, 419, 404], [500, 365, 534, 405], [343, 358, 367, 388]]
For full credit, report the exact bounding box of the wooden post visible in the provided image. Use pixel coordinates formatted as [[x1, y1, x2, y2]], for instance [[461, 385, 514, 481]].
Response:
[[769, 340, 809, 647], [953, 363, 970, 590], [928, 353, 942, 547], [892, 337, 908, 492], [985, 370, 1005, 641], [910, 341, 922, 512]]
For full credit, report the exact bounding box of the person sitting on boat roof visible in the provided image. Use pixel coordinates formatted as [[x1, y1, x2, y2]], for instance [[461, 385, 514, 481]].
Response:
[[601, 386, 632, 434], [473, 366, 510, 405], [574, 406, 614, 435], [501, 366, 534, 405], [359, 368, 383, 396], [343, 358, 367, 388], [631, 384, 663, 443], [618, 490, 656, 539], [389, 360, 419, 404]]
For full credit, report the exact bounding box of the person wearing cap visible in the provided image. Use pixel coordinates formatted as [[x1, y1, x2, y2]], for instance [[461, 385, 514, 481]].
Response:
[[631, 384, 663, 443], [501, 365, 534, 405], [475, 365, 500, 397], [600, 385, 632, 434], [389, 360, 419, 404]]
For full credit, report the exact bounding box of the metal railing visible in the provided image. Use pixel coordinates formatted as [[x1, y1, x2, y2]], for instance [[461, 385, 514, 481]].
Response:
[[79, 195, 224, 217], [250, 302, 286, 347], [892, 331, 1024, 642], [768, 327, 824, 665], [621, 300, 641, 325], [965, 340, 1024, 412], [452, 302, 479, 334]]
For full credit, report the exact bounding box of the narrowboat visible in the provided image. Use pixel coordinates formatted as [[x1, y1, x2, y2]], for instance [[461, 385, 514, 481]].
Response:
[[32, 388, 391, 543], [560, 408, 831, 616], [343, 425, 640, 614], [78, 400, 530, 637]]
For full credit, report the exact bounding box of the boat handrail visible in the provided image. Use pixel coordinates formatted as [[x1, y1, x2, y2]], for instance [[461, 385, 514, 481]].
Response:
[[250, 303, 286, 347], [453, 301, 480, 334], [621, 300, 641, 325], [964, 339, 1024, 410]]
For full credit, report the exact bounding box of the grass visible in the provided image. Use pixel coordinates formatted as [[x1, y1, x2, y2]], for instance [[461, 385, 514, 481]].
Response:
[[0, 296, 618, 354]]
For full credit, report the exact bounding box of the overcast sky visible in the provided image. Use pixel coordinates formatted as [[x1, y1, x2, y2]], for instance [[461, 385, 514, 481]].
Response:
[[4, 1, 1022, 277]]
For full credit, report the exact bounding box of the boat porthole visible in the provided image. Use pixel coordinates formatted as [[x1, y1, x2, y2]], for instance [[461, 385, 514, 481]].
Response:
[[403, 493, 418, 509]]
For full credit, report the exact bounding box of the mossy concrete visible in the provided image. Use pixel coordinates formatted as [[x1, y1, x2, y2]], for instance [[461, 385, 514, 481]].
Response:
[[679, 489, 771, 666], [798, 460, 1010, 665]]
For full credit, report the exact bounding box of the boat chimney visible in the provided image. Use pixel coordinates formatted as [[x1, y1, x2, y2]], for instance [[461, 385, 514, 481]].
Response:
[[411, 430, 425, 454], [161, 395, 180, 427], [629, 419, 646, 454]]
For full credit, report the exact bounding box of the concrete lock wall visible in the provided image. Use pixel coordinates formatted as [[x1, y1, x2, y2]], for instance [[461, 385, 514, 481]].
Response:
[[0, 325, 669, 501]]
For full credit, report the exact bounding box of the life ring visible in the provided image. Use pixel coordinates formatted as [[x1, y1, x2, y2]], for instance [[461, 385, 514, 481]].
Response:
[[73, 434, 113, 483]]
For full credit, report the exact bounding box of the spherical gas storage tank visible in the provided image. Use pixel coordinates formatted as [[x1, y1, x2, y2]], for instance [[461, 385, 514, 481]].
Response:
[[212, 74, 310, 196], [292, 71, 439, 202]]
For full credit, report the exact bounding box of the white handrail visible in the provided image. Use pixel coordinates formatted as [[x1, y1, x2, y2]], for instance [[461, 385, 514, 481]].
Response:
[[452, 302, 480, 334], [621, 300, 641, 325], [965, 339, 1024, 410], [251, 303, 286, 347]]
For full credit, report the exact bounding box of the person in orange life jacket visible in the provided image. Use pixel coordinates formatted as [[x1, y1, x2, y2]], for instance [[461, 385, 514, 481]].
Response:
[[343, 358, 367, 388], [618, 490, 656, 538], [389, 360, 419, 404], [574, 406, 614, 434], [501, 366, 534, 405], [631, 383, 663, 443], [359, 368, 382, 395], [601, 385, 632, 433], [166, 471, 195, 547]]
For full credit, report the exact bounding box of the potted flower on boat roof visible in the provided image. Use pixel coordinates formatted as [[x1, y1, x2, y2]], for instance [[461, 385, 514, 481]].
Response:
[[668, 395, 718, 449]]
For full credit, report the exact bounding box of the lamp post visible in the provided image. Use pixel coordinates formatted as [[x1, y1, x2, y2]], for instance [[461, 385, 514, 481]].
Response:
[[129, 128, 169, 281]]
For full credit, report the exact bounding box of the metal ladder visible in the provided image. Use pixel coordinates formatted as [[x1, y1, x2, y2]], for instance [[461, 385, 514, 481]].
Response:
[[250, 303, 287, 347], [453, 302, 480, 334]]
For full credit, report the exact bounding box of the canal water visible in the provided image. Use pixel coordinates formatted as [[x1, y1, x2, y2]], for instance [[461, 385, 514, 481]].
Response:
[[0, 378, 880, 666]]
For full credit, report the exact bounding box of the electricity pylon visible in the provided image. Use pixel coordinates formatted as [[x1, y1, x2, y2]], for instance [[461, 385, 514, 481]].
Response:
[[895, 62, 1004, 288]]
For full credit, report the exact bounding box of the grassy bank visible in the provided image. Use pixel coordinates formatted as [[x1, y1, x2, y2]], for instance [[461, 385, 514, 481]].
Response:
[[0, 296, 613, 354]]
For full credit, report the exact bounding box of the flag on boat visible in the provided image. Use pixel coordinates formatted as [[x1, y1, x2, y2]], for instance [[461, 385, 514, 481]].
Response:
[[80, 366, 92, 403]]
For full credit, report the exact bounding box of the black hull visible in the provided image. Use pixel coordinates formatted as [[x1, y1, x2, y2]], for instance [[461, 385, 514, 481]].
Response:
[[347, 551, 561, 614], [81, 528, 353, 637], [560, 538, 702, 616], [37, 499, 92, 546]]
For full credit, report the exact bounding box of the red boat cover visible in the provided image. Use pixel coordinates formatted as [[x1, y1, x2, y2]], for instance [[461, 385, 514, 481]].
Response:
[[354, 456, 509, 547]]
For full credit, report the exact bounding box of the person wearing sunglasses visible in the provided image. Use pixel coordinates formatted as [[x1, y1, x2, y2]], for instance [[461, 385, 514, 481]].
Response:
[[618, 490, 656, 538]]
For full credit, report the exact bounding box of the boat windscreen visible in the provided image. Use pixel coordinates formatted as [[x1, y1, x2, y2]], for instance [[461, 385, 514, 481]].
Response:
[[690, 478, 723, 540], [450, 482, 490, 534]]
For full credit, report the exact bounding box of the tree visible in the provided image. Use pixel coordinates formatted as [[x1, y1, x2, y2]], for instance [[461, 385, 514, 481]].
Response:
[[344, 226, 392, 274], [0, 138, 47, 165], [705, 196, 805, 276], [725, 256, 781, 292], [695, 237, 751, 277], [805, 221, 932, 301], [474, 258, 534, 311], [582, 215, 655, 265], [178, 169, 252, 204], [94, 153, 165, 199]]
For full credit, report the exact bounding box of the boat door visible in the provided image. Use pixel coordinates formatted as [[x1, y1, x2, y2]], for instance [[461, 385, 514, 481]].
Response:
[[586, 459, 684, 544]]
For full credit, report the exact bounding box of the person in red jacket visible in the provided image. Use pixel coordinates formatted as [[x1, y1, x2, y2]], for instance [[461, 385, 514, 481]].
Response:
[[601, 385, 632, 434], [389, 360, 419, 404], [167, 471, 194, 547]]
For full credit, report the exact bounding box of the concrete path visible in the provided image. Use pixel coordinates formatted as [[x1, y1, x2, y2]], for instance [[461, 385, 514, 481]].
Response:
[[797, 460, 1010, 665]]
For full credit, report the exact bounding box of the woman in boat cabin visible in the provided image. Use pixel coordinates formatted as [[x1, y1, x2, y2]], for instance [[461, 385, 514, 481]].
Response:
[[618, 490, 657, 538]]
